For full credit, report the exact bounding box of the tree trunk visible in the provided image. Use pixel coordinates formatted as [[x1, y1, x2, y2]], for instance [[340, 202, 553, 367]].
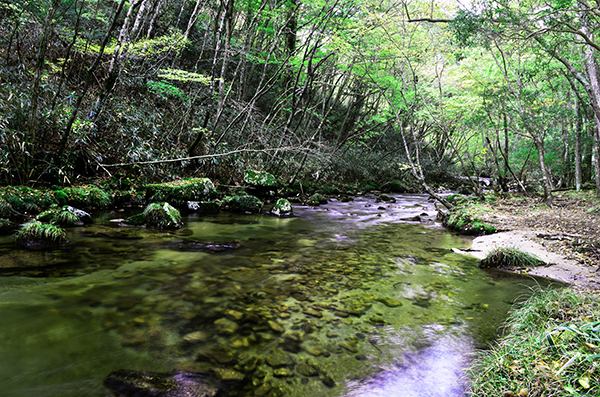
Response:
[[575, 96, 582, 191]]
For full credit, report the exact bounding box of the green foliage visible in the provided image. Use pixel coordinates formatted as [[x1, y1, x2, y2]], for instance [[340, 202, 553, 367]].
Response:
[[15, 221, 66, 245], [37, 205, 89, 226], [468, 288, 600, 397], [0, 186, 57, 213], [478, 247, 545, 269], [147, 80, 187, 101]]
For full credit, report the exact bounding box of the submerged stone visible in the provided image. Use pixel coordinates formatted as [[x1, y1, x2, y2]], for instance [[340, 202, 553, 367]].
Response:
[[376, 298, 403, 307], [214, 317, 239, 335], [266, 349, 294, 368], [104, 369, 218, 397]]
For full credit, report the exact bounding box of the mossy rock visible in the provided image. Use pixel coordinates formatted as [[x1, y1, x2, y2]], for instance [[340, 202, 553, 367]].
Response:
[[382, 180, 408, 193], [146, 178, 219, 206], [0, 186, 57, 213], [187, 201, 221, 213], [243, 170, 279, 188], [270, 198, 293, 217], [440, 207, 497, 235], [375, 194, 396, 203], [0, 219, 18, 235], [37, 206, 92, 226], [308, 193, 327, 206], [125, 202, 184, 229], [58, 186, 113, 208], [15, 221, 67, 247], [222, 195, 263, 213]]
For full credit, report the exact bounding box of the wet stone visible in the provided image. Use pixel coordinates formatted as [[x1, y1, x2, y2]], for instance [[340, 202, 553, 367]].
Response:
[[226, 309, 244, 321], [266, 349, 295, 368], [268, 320, 285, 333], [296, 362, 319, 377], [254, 383, 272, 396], [304, 308, 322, 318], [376, 298, 403, 307], [340, 340, 359, 353], [212, 368, 245, 381], [273, 368, 294, 377], [183, 330, 209, 342], [214, 317, 239, 334]]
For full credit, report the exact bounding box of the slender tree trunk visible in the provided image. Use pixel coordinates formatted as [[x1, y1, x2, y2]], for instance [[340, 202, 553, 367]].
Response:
[[575, 96, 583, 191]]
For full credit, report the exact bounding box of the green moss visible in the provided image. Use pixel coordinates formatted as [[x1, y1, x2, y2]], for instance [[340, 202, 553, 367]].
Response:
[[62, 186, 113, 208], [222, 195, 263, 213], [146, 178, 219, 206], [15, 221, 67, 245], [308, 193, 327, 206], [441, 204, 497, 236], [478, 247, 545, 269], [0, 186, 57, 213], [270, 198, 293, 217], [125, 202, 184, 229], [243, 170, 279, 187]]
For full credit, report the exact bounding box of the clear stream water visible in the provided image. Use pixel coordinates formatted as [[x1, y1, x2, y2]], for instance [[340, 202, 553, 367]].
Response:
[[0, 194, 555, 397]]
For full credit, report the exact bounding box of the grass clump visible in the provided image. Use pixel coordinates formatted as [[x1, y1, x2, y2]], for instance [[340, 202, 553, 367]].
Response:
[[479, 247, 545, 269], [37, 206, 91, 226], [15, 221, 67, 245], [468, 288, 600, 397]]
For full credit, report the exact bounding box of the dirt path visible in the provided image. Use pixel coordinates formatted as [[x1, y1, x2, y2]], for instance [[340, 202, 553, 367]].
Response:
[[463, 192, 600, 291]]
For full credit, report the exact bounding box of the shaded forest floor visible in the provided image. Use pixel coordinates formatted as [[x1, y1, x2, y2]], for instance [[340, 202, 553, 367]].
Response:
[[472, 191, 600, 288]]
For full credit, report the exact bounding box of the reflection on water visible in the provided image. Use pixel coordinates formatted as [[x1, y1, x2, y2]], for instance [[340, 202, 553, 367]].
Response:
[[0, 194, 555, 397]]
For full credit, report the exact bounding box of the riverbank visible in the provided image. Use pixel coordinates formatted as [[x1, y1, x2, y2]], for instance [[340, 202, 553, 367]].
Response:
[[464, 192, 600, 397], [459, 191, 600, 291]]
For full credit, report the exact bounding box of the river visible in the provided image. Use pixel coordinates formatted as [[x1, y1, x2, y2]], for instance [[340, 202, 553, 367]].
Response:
[[0, 194, 553, 397]]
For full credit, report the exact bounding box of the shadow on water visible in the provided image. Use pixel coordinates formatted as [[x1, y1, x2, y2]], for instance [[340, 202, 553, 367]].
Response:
[[0, 194, 559, 397]]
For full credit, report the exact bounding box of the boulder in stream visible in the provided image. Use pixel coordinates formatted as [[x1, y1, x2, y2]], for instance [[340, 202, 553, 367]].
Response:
[[243, 170, 279, 197], [221, 195, 263, 213], [104, 369, 218, 397], [125, 202, 184, 229], [147, 178, 219, 207], [269, 198, 293, 217]]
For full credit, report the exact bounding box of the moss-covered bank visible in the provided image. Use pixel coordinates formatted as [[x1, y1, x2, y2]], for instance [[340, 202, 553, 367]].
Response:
[[439, 194, 497, 235]]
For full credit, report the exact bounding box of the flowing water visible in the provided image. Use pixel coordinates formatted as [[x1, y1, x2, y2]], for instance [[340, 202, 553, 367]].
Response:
[[0, 194, 555, 397]]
